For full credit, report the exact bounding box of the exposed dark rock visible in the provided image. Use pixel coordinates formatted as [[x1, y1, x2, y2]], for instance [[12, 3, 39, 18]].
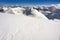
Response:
[[33, 7, 42, 11], [23, 7, 34, 16], [45, 9, 60, 20], [42, 6, 49, 11], [0, 7, 4, 12]]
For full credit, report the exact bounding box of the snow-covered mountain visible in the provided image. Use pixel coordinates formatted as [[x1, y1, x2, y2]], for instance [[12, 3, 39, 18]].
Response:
[[0, 4, 60, 40], [0, 4, 60, 20], [50, 4, 60, 9]]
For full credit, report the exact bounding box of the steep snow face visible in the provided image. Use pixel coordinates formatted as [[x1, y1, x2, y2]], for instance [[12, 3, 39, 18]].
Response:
[[3, 7, 25, 15], [11, 7, 25, 15], [31, 8, 48, 20]]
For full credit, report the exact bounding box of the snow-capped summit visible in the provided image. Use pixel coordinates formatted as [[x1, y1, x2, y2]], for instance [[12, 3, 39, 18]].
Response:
[[50, 4, 60, 9], [0, 4, 60, 20]]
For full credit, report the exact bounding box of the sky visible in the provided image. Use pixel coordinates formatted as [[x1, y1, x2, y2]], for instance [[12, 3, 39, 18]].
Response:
[[0, 0, 60, 5]]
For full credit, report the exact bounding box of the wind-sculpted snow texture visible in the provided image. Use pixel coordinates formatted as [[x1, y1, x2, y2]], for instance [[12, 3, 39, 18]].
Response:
[[0, 4, 60, 40]]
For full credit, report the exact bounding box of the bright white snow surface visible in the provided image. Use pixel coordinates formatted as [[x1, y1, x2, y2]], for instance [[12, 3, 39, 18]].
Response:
[[0, 7, 60, 40]]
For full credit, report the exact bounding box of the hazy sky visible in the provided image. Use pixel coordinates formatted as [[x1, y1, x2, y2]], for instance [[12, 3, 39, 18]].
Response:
[[0, 0, 60, 5]]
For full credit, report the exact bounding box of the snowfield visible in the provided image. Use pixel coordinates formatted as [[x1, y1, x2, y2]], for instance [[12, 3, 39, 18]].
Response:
[[0, 5, 60, 40]]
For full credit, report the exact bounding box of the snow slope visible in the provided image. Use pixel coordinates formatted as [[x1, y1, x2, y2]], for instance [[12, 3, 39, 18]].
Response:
[[0, 6, 60, 40], [0, 14, 60, 40]]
